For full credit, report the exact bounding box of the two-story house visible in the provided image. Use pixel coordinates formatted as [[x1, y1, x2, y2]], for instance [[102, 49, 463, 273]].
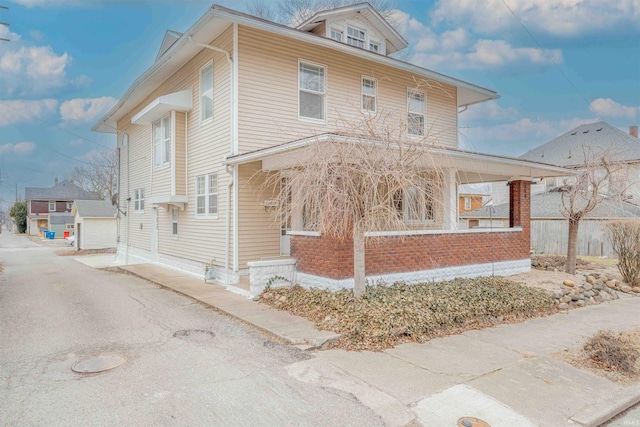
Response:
[[25, 178, 101, 237], [94, 3, 568, 295]]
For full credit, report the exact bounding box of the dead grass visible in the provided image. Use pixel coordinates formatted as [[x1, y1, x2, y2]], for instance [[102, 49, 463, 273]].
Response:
[[562, 328, 640, 383], [260, 277, 556, 351]]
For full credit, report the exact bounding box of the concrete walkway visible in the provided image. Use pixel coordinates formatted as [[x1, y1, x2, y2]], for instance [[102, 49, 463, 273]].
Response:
[[104, 262, 640, 426]]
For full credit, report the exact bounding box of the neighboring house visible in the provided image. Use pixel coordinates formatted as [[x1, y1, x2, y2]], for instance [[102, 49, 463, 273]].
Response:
[[25, 179, 101, 237], [72, 200, 118, 250], [459, 193, 487, 214], [490, 122, 640, 206], [461, 191, 640, 257], [94, 3, 567, 295]]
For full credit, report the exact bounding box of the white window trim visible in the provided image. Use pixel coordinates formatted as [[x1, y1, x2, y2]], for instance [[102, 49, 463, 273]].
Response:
[[330, 28, 343, 42], [464, 197, 471, 210], [66, 202, 73, 210], [153, 115, 172, 168], [398, 187, 437, 225], [297, 59, 327, 125], [134, 188, 145, 213], [361, 76, 377, 114], [171, 207, 179, 238], [407, 88, 426, 137], [195, 172, 219, 219], [48, 201, 56, 212], [199, 60, 214, 124], [369, 41, 380, 53]]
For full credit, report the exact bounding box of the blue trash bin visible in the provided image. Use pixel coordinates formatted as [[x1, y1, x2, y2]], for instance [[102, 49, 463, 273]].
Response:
[[49, 231, 55, 239], [44, 231, 50, 239]]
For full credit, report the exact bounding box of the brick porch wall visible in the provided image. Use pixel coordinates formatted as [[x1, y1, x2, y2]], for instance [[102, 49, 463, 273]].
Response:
[[291, 180, 531, 280]]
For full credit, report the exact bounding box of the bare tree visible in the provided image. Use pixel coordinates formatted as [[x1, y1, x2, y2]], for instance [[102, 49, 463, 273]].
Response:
[[559, 148, 619, 274], [260, 99, 449, 297], [68, 150, 117, 200]]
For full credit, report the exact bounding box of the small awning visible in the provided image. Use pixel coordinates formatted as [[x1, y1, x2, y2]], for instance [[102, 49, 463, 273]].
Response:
[[131, 89, 192, 125], [149, 195, 188, 210], [224, 133, 572, 184]]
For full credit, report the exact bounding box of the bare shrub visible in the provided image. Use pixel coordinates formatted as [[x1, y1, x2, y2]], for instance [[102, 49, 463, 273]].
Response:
[[605, 220, 640, 286], [582, 329, 640, 376]]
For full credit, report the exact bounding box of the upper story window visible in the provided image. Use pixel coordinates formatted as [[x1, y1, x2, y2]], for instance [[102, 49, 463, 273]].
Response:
[[330, 29, 343, 42], [200, 61, 213, 123], [407, 90, 425, 136], [361, 77, 377, 113], [48, 201, 56, 212], [153, 115, 171, 167], [196, 172, 218, 217], [464, 197, 471, 210], [66, 202, 73, 210], [347, 26, 366, 48], [134, 188, 145, 212], [299, 61, 326, 121], [369, 42, 379, 53]]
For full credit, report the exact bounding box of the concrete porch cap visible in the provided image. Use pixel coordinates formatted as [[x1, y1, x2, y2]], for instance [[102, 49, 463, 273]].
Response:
[[224, 133, 571, 184]]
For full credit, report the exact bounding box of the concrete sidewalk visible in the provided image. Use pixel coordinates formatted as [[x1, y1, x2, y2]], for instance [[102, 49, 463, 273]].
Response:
[[110, 262, 640, 427]]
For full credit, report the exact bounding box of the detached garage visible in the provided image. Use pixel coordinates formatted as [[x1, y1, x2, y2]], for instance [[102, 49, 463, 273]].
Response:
[[72, 200, 117, 250]]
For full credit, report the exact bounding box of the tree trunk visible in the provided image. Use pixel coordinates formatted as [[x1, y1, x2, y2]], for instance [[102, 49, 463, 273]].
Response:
[[566, 218, 580, 275], [353, 229, 366, 298]]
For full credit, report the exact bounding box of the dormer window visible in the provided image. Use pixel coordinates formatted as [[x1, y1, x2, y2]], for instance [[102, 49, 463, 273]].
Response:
[[347, 26, 366, 48], [330, 29, 343, 42], [369, 42, 379, 53]]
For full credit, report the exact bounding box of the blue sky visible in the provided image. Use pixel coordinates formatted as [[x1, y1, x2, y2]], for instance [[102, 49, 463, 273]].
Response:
[[0, 0, 638, 209]]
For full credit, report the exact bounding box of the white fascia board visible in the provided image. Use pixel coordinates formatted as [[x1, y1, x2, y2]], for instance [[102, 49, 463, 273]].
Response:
[[131, 89, 193, 125], [211, 8, 498, 107]]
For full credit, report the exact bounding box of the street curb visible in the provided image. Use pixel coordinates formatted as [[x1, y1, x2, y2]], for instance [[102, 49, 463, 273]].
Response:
[[111, 266, 340, 349], [570, 383, 640, 426]]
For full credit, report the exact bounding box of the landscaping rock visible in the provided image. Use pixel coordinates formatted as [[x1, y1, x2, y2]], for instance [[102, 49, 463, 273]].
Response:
[[563, 280, 575, 287], [594, 284, 604, 290], [584, 283, 593, 291], [633, 287, 640, 294], [586, 276, 596, 284], [621, 285, 632, 293], [606, 281, 617, 289], [577, 300, 586, 307], [558, 303, 569, 310]]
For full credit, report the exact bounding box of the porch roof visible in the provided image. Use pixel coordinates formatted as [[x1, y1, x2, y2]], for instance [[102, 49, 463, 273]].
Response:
[[225, 133, 571, 184]]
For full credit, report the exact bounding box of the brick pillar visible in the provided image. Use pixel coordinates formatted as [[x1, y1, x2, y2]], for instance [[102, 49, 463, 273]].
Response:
[[509, 180, 531, 250]]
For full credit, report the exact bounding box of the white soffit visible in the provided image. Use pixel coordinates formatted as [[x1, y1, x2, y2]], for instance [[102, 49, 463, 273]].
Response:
[[131, 89, 193, 125]]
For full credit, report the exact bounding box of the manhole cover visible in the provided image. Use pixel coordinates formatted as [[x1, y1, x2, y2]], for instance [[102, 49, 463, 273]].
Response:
[[71, 354, 126, 373], [458, 417, 491, 427], [173, 329, 216, 342]]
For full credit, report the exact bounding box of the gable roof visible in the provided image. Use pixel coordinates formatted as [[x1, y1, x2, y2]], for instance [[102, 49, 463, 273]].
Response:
[[461, 190, 640, 220], [72, 200, 117, 218], [25, 180, 101, 201], [519, 122, 640, 167], [156, 30, 183, 62], [296, 2, 408, 54], [93, 4, 498, 133]]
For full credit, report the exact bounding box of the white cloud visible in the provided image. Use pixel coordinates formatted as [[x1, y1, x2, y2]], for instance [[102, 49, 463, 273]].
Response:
[[60, 96, 118, 122], [390, 9, 562, 71], [590, 98, 639, 119], [431, 0, 640, 38], [0, 99, 58, 127], [0, 141, 36, 156], [459, 117, 594, 156], [463, 101, 518, 121]]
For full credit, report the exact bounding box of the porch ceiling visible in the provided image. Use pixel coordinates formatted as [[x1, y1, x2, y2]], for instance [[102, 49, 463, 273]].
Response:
[[225, 134, 571, 184]]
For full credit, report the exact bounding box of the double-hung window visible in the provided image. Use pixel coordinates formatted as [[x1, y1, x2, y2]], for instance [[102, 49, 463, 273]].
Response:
[[299, 61, 326, 121], [347, 26, 366, 48], [407, 90, 425, 136], [196, 172, 218, 217], [362, 77, 376, 113], [394, 186, 435, 224], [330, 29, 343, 42], [200, 61, 213, 122], [464, 197, 471, 211], [369, 42, 379, 53], [66, 202, 73, 210], [171, 207, 178, 236], [48, 201, 56, 212], [134, 188, 144, 212], [153, 115, 171, 167]]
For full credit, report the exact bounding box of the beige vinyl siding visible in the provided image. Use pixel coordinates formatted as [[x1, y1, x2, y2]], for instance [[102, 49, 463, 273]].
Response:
[[117, 26, 233, 265], [238, 161, 280, 267], [311, 22, 326, 36], [237, 26, 458, 154], [175, 112, 186, 195]]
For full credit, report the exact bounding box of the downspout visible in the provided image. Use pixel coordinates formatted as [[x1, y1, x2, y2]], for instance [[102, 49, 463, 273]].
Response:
[[126, 129, 130, 265], [188, 33, 235, 287]]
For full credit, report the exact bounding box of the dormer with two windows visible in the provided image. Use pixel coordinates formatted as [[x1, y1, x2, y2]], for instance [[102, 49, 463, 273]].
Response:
[[297, 3, 408, 56]]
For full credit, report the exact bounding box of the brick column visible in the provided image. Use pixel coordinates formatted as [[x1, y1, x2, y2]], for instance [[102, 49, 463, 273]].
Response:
[[509, 180, 531, 249]]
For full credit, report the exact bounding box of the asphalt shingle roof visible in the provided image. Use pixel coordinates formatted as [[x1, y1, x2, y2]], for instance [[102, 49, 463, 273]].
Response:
[[461, 191, 640, 220], [74, 200, 117, 218], [518, 122, 640, 167], [25, 180, 101, 201]]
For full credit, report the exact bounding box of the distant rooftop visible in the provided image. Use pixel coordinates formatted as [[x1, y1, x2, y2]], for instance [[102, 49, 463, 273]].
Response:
[[519, 122, 640, 167], [25, 180, 101, 201], [73, 200, 117, 218]]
